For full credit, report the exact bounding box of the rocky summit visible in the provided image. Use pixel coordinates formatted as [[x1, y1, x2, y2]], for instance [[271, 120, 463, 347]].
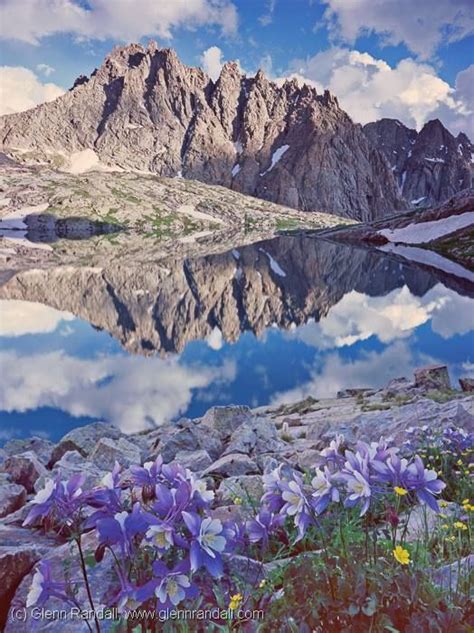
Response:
[[0, 41, 405, 221], [364, 118, 473, 207]]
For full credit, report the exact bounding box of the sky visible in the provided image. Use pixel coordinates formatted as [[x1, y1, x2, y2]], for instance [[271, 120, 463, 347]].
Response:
[[0, 0, 473, 135]]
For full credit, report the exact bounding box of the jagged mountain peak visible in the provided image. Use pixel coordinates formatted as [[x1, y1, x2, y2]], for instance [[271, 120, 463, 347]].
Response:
[[0, 41, 404, 220], [364, 117, 473, 206]]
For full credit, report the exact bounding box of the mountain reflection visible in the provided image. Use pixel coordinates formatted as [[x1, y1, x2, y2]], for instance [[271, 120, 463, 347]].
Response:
[[1, 235, 472, 356]]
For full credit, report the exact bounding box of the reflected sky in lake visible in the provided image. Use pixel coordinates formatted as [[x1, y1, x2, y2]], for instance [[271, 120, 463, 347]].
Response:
[[1, 237, 473, 443]]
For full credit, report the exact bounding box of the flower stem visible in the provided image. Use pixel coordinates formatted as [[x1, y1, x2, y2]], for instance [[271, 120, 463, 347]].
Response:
[[75, 536, 101, 633]]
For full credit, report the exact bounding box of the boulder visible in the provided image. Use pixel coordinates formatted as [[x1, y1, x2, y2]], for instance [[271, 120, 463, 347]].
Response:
[[5, 531, 113, 633], [151, 420, 223, 462], [0, 525, 56, 630], [35, 451, 106, 491], [49, 422, 122, 465], [203, 453, 260, 478], [199, 406, 253, 441], [173, 449, 212, 472], [217, 475, 264, 504], [459, 377, 474, 393], [2, 437, 55, 466], [224, 416, 284, 456], [0, 483, 27, 518], [431, 555, 473, 594], [3, 452, 48, 493], [414, 364, 451, 391], [89, 437, 142, 471]]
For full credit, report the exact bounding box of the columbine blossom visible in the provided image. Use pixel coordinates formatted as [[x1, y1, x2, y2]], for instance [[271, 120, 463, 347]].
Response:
[[371, 454, 411, 489], [320, 434, 346, 469], [130, 456, 164, 488], [280, 474, 313, 540], [136, 561, 197, 608], [26, 561, 73, 608], [182, 512, 227, 577], [246, 508, 284, 549], [96, 502, 148, 556], [311, 467, 340, 515], [145, 522, 174, 552], [405, 455, 445, 511], [262, 466, 285, 513], [23, 474, 85, 528]]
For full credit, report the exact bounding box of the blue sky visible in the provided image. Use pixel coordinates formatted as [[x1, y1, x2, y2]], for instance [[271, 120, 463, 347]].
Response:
[[0, 0, 473, 134]]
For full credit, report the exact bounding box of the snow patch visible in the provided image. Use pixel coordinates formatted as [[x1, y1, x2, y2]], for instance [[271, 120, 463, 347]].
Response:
[[0, 203, 49, 230], [207, 327, 223, 351], [234, 141, 243, 154], [379, 243, 474, 283], [259, 248, 286, 277], [410, 196, 426, 205], [231, 164, 240, 177], [424, 157, 445, 163], [66, 149, 101, 174], [379, 211, 474, 245], [232, 249, 240, 260], [260, 144, 290, 176]]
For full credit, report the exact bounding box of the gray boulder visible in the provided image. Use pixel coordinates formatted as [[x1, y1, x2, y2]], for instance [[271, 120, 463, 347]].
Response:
[[0, 483, 27, 518], [89, 437, 142, 471], [203, 453, 260, 478], [414, 364, 451, 391], [35, 451, 106, 491], [217, 475, 264, 505], [200, 406, 254, 441], [173, 449, 213, 472], [49, 421, 122, 465], [2, 437, 55, 466], [3, 452, 48, 493]]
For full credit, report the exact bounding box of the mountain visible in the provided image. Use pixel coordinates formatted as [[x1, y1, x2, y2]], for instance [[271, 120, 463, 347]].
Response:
[[0, 236, 441, 356], [0, 41, 404, 222], [364, 118, 473, 206]]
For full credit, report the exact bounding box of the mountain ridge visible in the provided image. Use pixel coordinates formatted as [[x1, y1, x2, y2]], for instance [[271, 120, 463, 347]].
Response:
[[0, 41, 472, 220], [0, 41, 403, 221]]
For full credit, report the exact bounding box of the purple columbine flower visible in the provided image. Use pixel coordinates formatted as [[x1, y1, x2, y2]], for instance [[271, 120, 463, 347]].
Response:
[[343, 470, 372, 516], [188, 472, 215, 505], [136, 561, 197, 608], [145, 522, 174, 552], [320, 434, 346, 469], [406, 455, 446, 511], [182, 512, 227, 577], [261, 466, 285, 513], [23, 474, 85, 528], [96, 502, 148, 556], [246, 508, 283, 549], [311, 467, 340, 515], [26, 561, 74, 608], [371, 453, 410, 489], [280, 474, 313, 540], [130, 456, 163, 488]]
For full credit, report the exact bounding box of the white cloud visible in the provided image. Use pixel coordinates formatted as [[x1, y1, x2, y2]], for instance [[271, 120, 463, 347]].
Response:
[[285, 284, 474, 350], [36, 63, 55, 76], [0, 350, 236, 433], [0, 0, 238, 45], [200, 45, 224, 81], [288, 48, 473, 132], [321, 0, 474, 59], [271, 341, 433, 405], [0, 66, 64, 115], [0, 300, 74, 336], [259, 0, 276, 27]]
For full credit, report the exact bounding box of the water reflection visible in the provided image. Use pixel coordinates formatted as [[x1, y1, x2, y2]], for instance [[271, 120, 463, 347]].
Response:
[[0, 236, 473, 440]]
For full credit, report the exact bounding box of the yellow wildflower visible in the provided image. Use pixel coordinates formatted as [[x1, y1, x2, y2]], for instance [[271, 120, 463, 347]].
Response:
[[456, 459, 463, 466], [394, 486, 408, 496], [259, 579, 266, 588], [454, 521, 468, 531], [439, 513, 447, 519], [233, 497, 243, 506], [441, 524, 450, 530], [445, 536, 456, 543], [229, 593, 243, 610], [393, 545, 410, 565], [439, 501, 448, 508]]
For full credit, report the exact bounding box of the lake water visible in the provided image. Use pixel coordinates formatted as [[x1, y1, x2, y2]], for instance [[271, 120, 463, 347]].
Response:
[[0, 235, 473, 444]]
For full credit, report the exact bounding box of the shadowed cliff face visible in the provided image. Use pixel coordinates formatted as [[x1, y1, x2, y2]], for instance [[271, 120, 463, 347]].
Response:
[[0, 235, 463, 356], [0, 42, 404, 221]]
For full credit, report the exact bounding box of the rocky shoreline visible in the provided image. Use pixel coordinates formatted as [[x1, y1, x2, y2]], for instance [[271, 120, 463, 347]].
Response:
[[0, 364, 473, 629]]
